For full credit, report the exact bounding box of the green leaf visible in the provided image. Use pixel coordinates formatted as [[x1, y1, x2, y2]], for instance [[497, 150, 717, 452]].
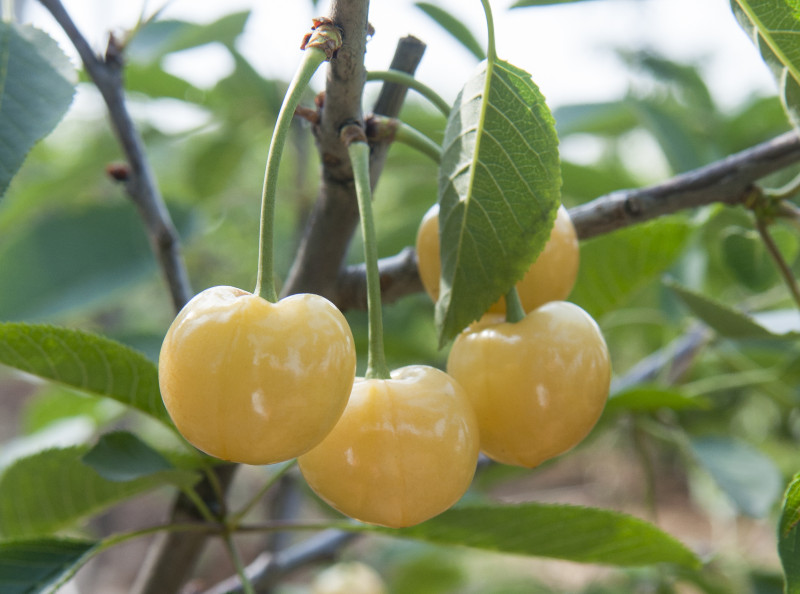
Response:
[[344, 503, 699, 568], [0, 537, 97, 594], [605, 385, 710, 415], [721, 226, 799, 292], [82, 431, 174, 482], [0, 23, 75, 198], [436, 59, 561, 345], [21, 387, 122, 435], [779, 473, 800, 593], [127, 11, 250, 63], [554, 101, 639, 137], [570, 217, 692, 319], [691, 437, 783, 518], [0, 447, 199, 539], [0, 204, 190, 321], [665, 280, 800, 340], [415, 3, 486, 61], [731, 0, 800, 130], [0, 323, 172, 427]]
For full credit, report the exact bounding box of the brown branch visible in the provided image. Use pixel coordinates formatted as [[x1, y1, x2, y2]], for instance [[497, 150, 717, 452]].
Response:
[[282, 31, 427, 299], [331, 130, 800, 310], [38, 0, 192, 313]]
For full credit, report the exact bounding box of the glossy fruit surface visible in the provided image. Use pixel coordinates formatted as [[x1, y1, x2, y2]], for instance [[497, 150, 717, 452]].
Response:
[[415, 204, 579, 314], [158, 285, 356, 465], [446, 301, 610, 468], [298, 365, 479, 528]]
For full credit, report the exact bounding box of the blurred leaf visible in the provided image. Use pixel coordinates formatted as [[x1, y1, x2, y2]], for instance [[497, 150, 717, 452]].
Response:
[[21, 387, 122, 435], [436, 59, 560, 345], [779, 473, 800, 593], [561, 161, 638, 203], [691, 437, 783, 518], [0, 538, 97, 594], [570, 217, 692, 319], [125, 62, 204, 102], [345, 504, 699, 568], [82, 431, 174, 482], [0, 446, 199, 539], [554, 101, 639, 137], [630, 98, 705, 173], [415, 3, 485, 61], [731, 1, 800, 130], [188, 132, 249, 198], [127, 11, 250, 63], [605, 385, 709, 415], [0, 418, 95, 474], [0, 204, 191, 321], [666, 280, 800, 340], [0, 323, 171, 426], [0, 23, 75, 199], [721, 226, 799, 291]]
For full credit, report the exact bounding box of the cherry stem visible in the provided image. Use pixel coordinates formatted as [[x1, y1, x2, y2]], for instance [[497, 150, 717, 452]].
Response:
[[223, 530, 256, 594], [254, 46, 327, 302], [394, 120, 442, 163], [504, 286, 526, 323], [348, 139, 391, 379], [480, 0, 497, 61], [366, 69, 450, 116]]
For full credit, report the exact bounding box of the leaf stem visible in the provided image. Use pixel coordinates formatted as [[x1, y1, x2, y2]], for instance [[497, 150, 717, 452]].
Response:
[[393, 121, 442, 163], [504, 287, 526, 323], [223, 531, 256, 594], [366, 69, 450, 116], [254, 46, 327, 302], [479, 0, 497, 61], [179, 485, 219, 524], [347, 138, 391, 379], [229, 460, 297, 527], [755, 216, 800, 311]]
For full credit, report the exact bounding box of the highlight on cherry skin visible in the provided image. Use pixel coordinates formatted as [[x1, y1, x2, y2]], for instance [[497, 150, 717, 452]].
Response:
[[447, 301, 611, 469], [297, 365, 480, 528], [158, 285, 356, 465], [415, 204, 580, 313]]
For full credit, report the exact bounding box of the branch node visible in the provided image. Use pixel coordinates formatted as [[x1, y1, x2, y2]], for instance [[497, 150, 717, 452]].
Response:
[[300, 17, 343, 60], [340, 122, 367, 146]]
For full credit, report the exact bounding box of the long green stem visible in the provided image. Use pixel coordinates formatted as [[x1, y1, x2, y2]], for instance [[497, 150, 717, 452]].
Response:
[[348, 140, 391, 379], [480, 0, 497, 61], [254, 47, 327, 302], [394, 121, 442, 163], [223, 531, 256, 594], [229, 460, 297, 527], [366, 69, 450, 116], [504, 286, 526, 323]]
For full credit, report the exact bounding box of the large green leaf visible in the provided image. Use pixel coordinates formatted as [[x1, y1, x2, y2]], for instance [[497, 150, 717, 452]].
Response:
[[731, 0, 800, 130], [570, 217, 692, 319], [666, 280, 800, 340], [344, 503, 699, 568], [605, 384, 710, 415], [0, 204, 188, 321], [0, 23, 75, 198], [436, 59, 560, 345], [0, 323, 171, 426], [0, 538, 97, 594], [0, 446, 198, 539], [779, 473, 800, 593], [691, 437, 783, 518], [415, 3, 486, 61]]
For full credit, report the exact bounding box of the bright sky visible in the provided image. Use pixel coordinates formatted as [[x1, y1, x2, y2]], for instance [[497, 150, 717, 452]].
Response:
[[26, 0, 776, 118]]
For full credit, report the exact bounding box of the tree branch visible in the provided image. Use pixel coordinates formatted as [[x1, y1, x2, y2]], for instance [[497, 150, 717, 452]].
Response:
[[331, 130, 800, 310], [37, 0, 193, 313]]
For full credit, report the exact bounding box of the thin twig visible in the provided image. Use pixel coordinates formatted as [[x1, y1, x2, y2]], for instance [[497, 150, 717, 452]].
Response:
[[755, 217, 800, 310], [331, 131, 800, 311], [38, 0, 192, 312]]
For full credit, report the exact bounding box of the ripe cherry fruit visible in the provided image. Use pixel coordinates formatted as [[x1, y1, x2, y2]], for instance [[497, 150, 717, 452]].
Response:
[[447, 301, 611, 468], [158, 286, 356, 465], [298, 365, 479, 528]]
